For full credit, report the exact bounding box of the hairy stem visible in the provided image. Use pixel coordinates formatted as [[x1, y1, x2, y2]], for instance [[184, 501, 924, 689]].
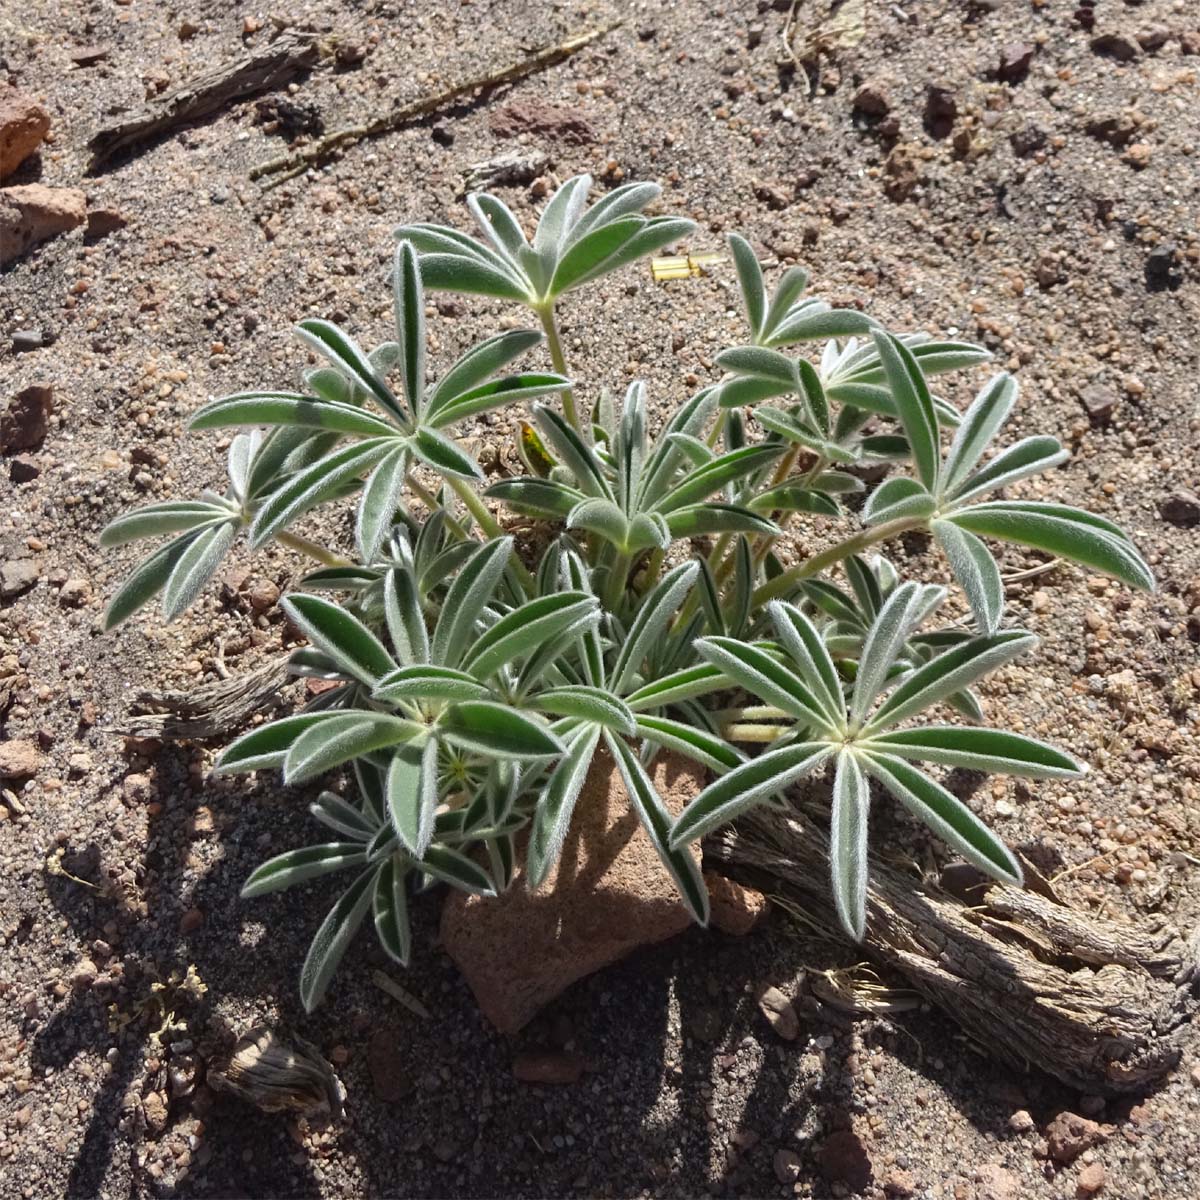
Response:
[[752, 516, 925, 606], [602, 549, 632, 610], [445, 476, 535, 593], [275, 532, 351, 568], [406, 473, 469, 540], [537, 303, 581, 438]]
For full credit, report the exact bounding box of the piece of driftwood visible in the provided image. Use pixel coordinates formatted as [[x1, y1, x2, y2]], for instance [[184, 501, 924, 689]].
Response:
[[709, 805, 1198, 1095], [208, 1026, 343, 1120], [117, 654, 292, 741], [88, 31, 320, 169], [250, 24, 618, 187]]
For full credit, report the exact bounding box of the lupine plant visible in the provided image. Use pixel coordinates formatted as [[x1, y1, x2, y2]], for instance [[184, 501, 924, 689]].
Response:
[[102, 175, 1153, 1010]]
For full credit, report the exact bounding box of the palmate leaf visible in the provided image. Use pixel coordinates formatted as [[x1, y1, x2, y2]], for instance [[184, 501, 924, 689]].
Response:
[[428, 373, 571, 430], [940, 373, 1017, 496], [387, 737, 439, 857], [399, 251, 532, 304], [160, 519, 239, 620], [612, 561, 699, 693], [461, 591, 599, 679], [528, 686, 636, 734], [102, 530, 207, 629], [356, 444, 409, 564], [372, 665, 491, 705], [283, 713, 423, 784], [392, 240, 425, 419], [697, 637, 831, 731], [373, 855, 413, 966], [635, 714, 743, 774], [190, 392, 398, 438], [426, 329, 541, 415], [863, 629, 1036, 732], [431, 537, 513, 668], [99, 501, 236, 548], [728, 232, 766, 341], [932, 519, 1003, 635], [250, 438, 393, 547], [295, 319, 404, 422], [872, 332, 939, 492]]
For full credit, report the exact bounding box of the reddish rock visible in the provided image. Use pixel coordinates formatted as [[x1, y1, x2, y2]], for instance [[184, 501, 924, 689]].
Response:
[[974, 1164, 1019, 1200], [1045, 1111, 1107, 1165], [489, 101, 597, 145], [85, 207, 128, 240], [1077, 1161, 1106, 1195], [756, 984, 800, 1041], [818, 1128, 873, 1191], [773, 1148, 801, 1184], [179, 907, 205, 934], [0, 185, 86, 265], [0, 87, 50, 179], [0, 739, 42, 779], [2, 384, 53, 453], [705, 871, 768, 935], [852, 81, 891, 116], [512, 1051, 585, 1085], [441, 745, 702, 1034]]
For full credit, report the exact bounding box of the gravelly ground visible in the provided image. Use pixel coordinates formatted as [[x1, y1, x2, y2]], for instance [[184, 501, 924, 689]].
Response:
[[1, 1, 1199, 1197]]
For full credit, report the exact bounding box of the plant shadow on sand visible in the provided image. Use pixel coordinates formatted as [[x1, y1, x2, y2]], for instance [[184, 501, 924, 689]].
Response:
[[29, 741, 1146, 1198]]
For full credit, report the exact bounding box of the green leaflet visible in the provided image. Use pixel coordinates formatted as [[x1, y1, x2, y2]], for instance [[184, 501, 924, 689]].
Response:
[[830, 751, 870, 941], [861, 752, 1022, 885], [670, 742, 831, 848], [283, 593, 396, 685], [526, 725, 601, 888], [863, 726, 1083, 778], [438, 701, 563, 760], [241, 843, 366, 898], [945, 503, 1154, 592], [606, 732, 710, 925], [299, 866, 376, 1012]]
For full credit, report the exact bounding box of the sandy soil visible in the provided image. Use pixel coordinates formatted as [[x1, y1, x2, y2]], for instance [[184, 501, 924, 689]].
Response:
[[1, 1, 1199, 1197]]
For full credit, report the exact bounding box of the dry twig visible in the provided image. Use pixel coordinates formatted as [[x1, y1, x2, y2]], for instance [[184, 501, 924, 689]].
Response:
[[709, 804, 1198, 1095], [88, 32, 320, 169], [250, 24, 619, 187]]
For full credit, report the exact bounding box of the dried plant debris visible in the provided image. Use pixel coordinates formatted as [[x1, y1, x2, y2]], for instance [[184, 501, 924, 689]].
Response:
[[208, 1026, 344, 1121]]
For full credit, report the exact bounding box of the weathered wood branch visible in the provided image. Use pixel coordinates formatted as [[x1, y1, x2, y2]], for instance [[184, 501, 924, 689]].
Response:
[[116, 655, 292, 741], [249, 23, 619, 187], [88, 32, 320, 169], [709, 805, 1198, 1096]]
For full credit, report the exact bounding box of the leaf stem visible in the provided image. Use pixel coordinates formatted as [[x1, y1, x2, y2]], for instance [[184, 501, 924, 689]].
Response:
[[445, 476, 535, 593], [751, 516, 925, 606], [275, 531, 352, 568], [536, 303, 581, 438]]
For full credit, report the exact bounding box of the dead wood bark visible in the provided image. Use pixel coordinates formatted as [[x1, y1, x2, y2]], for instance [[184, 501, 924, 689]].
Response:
[[87, 32, 320, 169], [249, 23, 619, 187], [116, 655, 292, 741], [708, 805, 1198, 1096]]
